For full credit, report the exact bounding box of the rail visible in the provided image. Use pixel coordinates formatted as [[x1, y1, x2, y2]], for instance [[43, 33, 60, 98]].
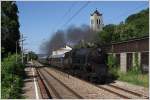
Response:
[[40, 68, 83, 99], [48, 67, 148, 99]]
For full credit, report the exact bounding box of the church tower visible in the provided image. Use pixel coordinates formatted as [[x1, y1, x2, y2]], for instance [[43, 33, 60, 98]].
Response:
[[90, 9, 104, 32]]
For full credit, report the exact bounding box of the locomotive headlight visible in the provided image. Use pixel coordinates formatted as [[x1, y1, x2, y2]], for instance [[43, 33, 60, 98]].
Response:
[[87, 63, 91, 66], [97, 48, 102, 54]]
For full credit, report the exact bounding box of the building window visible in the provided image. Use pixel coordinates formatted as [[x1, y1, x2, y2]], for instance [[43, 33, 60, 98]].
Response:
[[97, 19, 99, 24], [97, 19, 100, 24]]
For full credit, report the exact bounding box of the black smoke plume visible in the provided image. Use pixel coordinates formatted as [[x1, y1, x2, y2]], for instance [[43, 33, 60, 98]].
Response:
[[40, 24, 98, 55]]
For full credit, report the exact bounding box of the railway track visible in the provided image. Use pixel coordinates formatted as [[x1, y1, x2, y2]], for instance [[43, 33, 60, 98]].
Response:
[[33, 60, 148, 99], [96, 85, 130, 99], [37, 69, 60, 98], [48, 67, 149, 99], [107, 84, 149, 99], [36, 69, 52, 99], [56, 68, 129, 99], [37, 68, 83, 99], [96, 85, 148, 99]]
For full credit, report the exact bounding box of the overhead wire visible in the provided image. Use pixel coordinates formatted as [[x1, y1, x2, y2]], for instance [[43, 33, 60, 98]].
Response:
[[53, 2, 77, 31], [53, 2, 147, 31], [60, 1, 90, 29], [62, 2, 77, 18]]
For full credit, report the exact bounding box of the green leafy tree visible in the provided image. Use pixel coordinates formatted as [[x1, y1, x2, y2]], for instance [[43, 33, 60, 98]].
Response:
[[97, 8, 149, 45], [1, 1, 20, 58], [125, 8, 149, 38], [97, 24, 115, 44], [28, 51, 38, 61]]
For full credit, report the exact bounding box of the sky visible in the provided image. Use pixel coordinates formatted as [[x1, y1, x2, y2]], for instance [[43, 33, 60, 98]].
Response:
[[16, 1, 149, 54]]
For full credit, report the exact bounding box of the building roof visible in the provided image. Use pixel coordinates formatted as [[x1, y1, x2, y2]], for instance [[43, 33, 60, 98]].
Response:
[[49, 45, 72, 58], [59, 45, 72, 51], [111, 35, 149, 45], [91, 10, 102, 16], [49, 54, 65, 58]]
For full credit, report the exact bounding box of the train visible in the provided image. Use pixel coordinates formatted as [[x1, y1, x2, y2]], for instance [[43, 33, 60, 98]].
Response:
[[48, 47, 108, 83]]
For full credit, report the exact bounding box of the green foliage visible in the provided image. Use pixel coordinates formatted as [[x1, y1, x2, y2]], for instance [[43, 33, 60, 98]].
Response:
[[130, 53, 141, 74], [1, 54, 25, 99], [118, 71, 148, 87], [28, 51, 38, 60], [106, 53, 148, 87], [107, 54, 118, 78], [107, 54, 117, 68], [125, 8, 149, 37], [97, 24, 115, 45], [1, 1, 20, 58], [107, 53, 148, 87], [97, 8, 149, 45]]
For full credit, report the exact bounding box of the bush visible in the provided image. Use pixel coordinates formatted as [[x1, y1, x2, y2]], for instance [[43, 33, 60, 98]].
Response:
[[107, 53, 148, 87], [1, 54, 25, 99], [129, 53, 141, 74], [107, 54, 119, 78]]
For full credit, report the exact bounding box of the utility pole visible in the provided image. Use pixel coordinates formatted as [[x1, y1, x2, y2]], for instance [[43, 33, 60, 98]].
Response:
[[23, 49, 28, 63]]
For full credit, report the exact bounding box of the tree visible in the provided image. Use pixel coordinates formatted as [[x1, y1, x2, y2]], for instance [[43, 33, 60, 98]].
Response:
[[125, 8, 149, 38], [1, 1, 20, 58], [28, 51, 38, 61], [97, 8, 149, 44], [97, 24, 115, 45]]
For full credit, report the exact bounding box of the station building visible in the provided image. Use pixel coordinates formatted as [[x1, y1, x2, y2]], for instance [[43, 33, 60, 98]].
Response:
[[50, 45, 72, 58]]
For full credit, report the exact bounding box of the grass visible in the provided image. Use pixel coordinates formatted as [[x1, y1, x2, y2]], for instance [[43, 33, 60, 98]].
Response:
[[107, 53, 149, 88], [117, 71, 149, 87]]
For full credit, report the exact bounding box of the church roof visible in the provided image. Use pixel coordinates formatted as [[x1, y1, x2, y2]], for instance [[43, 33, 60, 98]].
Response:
[[91, 10, 102, 16]]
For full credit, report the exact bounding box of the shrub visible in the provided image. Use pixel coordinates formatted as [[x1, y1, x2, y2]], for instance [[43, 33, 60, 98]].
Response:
[[117, 53, 148, 87], [1, 54, 25, 99], [130, 53, 141, 74], [107, 54, 119, 78]]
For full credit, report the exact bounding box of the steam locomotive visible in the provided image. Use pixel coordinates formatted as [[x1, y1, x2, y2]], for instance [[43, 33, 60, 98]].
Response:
[[48, 48, 108, 83]]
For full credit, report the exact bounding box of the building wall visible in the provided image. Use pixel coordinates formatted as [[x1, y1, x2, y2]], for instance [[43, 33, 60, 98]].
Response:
[[104, 37, 149, 73], [112, 38, 148, 53]]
